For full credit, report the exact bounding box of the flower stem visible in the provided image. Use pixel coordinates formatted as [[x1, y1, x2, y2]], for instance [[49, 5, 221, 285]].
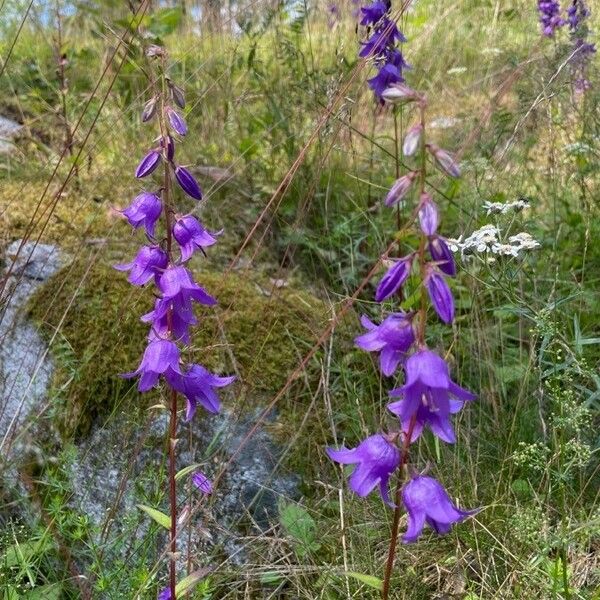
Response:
[[382, 414, 418, 600]]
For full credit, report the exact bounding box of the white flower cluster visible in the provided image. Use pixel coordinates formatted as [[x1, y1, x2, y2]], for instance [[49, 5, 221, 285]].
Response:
[[482, 199, 530, 215], [448, 225, 540, 260]]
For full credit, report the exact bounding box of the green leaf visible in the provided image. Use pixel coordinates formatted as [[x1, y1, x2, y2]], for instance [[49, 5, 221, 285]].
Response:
[[137, 504, 170, 529], [260, 571, 284, 585], [279, 502, 320, 556], [175, 463, 201, 481], [344, 572, 383, 591], [175, 568, 211, 595], [24, 584, 62, 599]]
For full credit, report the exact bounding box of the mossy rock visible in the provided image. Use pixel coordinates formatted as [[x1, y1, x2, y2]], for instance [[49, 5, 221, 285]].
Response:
[[27, 258, 336, 437]]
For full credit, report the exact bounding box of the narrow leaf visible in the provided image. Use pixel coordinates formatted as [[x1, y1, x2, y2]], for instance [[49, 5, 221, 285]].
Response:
[[344, 572, 383, 591], [137, 504, 170, 529]]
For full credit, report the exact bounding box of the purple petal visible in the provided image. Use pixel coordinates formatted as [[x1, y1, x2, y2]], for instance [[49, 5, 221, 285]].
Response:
[[175, 166, 202, 200], [135, 150, 161, 178]]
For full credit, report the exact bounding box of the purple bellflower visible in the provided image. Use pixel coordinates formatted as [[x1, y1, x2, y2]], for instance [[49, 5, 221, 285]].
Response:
[[375, 255, 414, 302], [169, 364, 236, 420], [142, 297, 197, 344], [114, 245, 168, 286], [538, 0, 565, 36], [424, 268, 455, 324], [174, 166, 203, 200], [387, 349, 475, 441], [166, 106, 187, 136], [403, 124, 423, 157], [158, 588, 172, 600], [121, 192, 162, 237], [327, 433, 400, 506], [360, 1, 388, 26], [385, 171, 418, 206], [428, 235, 456, 276], [135, 150, 161, 178], [158, 265, 217, 307], [192, 471, 213, 494], [355, 312, 415, 376], [418, 192, 439, 236], [123, 339, 182, 392], [173, 215, 219, 262], [401, 475, 477, 543]]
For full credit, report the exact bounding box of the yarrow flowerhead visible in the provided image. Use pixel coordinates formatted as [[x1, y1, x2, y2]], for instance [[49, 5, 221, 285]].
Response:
[[401, 475, 477, 543], [327, 433, 400, 505]]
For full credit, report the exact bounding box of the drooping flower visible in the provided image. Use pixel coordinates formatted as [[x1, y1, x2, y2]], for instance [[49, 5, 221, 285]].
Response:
[[135, 150, 161, 178], [428, 236, 456, 276], [418, 192, 439, 236], [381, 82, 421, 105], [158, 588, 171, 600], [387, 349, 475, 441], [427, 144, 461, 178], [385, 171, 418, 206], [360, 1, 388, 26], [174, 166, 203, 200], [355, 312, 415, 376], [158, 265, 217, 307], [114, 245, 168, 286], [375, 255, 414, 302], [368, 63, 403, 101], [123, 339, 182, 392], [121, 192, 162, 237], [327, 433, 400, 505], [141, 95, 158, 122], [424, 268, 454, 324], [403, 124, 423, 157], [168, 364, 235, 420], [173, 215, 219, 262], [537, 0, 565, 37], [192, 471, 213, 494], [142, 297, 197, 344], [401, 475, 477, 543]]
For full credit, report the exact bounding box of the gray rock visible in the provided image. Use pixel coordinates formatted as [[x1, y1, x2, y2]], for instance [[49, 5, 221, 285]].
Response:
[[0, 115, 23, 154]]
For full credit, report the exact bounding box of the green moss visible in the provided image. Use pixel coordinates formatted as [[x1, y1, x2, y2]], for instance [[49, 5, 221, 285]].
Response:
[[27, 258, 334, 436]]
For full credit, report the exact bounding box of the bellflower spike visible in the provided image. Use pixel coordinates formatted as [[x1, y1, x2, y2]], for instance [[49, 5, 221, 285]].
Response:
[[142, 297, 197, 344], [388, 349, 476, 435], [385, 171, 418, 206], [158, 265, 217, 307], [166, 106, 187, 136], [427, 144, 461, 178], [402, 476, 477, 543], [192, 471, 213, 494], [173, 215, 219, 262], [418, 192, 439, 236], [355, 312, 415, 376], [538, 0, 565, 36], [360, 1, 387, 26], [327, 434, 400, 505], [428, 235, 456, 276], [425, 268, 454, 324], [175, 166, 203, 200], [375, 255, 413, 302], [123, 339, 182, 392], [169, 364, 235, 420], [403, 124, 423, 157], [114, 245, 168, 286], [135, 150, 161, 178], [121, 192, 162, 237]]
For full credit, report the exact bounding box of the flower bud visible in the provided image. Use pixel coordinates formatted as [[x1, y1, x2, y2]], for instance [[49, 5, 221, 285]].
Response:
[[141, 95, 158, 123], [381, 83, 420, 105], [170, 82, 186, 109], [135, 150, 161, 178], [166, 106, 187, 136], [402, 124, 423, 157], [175, 166, 203, 200], [146, 45, 165, 58], [162, 135, 175, 161], [385, 171, 418, 207], [427, 144, 461, 178], [418, 192, 439, 236]]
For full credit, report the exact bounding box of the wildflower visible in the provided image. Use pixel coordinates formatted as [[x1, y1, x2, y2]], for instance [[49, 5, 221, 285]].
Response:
[[355, 312, 415, 376], [174, 166, 203, 200], [169, 364, 236, 420], [403, 124, 423, 157], [121, 192, 162, 237], [166, 106, 187, 136], [387, 349, 476, 436], [368, 63, 404, 101], [169, 81, 186, 109], [123, 339, 182, 392], [114, 245, 168, 286], [135, 150, 161, 178], [428, 236, 456, 276], [424, 268, 454, 324], [427, 144, 461, 178], [375, 255, 414, 302], [381, 83, 421, 105], [141, 96, 158, 122], [192, 471, 213, 494], [401, 475, 477, 543], [162, 135, 175, 161], [360, 1, 388, 26], [142, 297, 197, 344], [173, 215, 219, 262], [537, 0, 565, 36], [385, 171, 418, 206], [158, 265, 217, 307], [327, 434, 400, 505], [158, 588, 171, 600], [418, 192, 438, 236]]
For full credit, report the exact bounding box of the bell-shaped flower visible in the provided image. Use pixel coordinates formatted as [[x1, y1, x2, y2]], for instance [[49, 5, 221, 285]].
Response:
[[427, 144, 461, 178], [123, 339, 182, 392], [192, 471, 213, 495], [401, 475, 477, 543], [158, 588, 172, 600], [359, 19, 405, 58], [368, 63, 403, 102], [418, 192, 439, 236], [173, 215, 219, 262], [355, 312, 415, 376], [327, 433, 400, 505], [135, 150, 161, 178], [385, 171, 418, 207], [166, 106, 187, 136], [359, 1, 387, 25], [175, 166, 202, 200], [428, 235, 456, 276], [375, 254, 414, 302], [158, 265, 216, 307], [142, 297, 197, 344], [114, 245, 168, 286], [121, 192, 162, 237], [168, 363, 235, 420], [424, 267, 454, 324], [403, 124, 423, 157], [388, 349, 475, 442]]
